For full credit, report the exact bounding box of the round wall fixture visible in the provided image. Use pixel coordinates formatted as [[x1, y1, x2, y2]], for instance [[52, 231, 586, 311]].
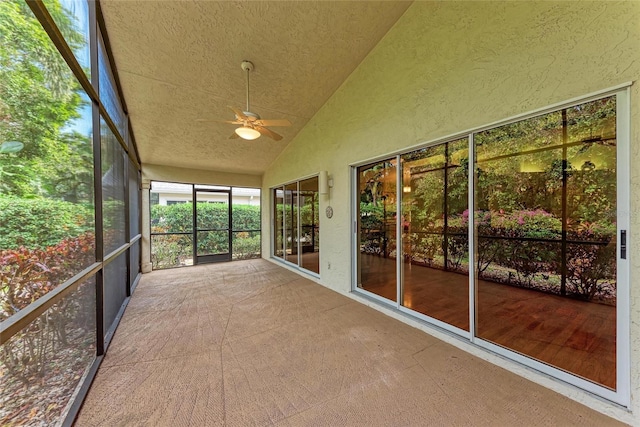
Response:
[[325, 206, 334, 218]]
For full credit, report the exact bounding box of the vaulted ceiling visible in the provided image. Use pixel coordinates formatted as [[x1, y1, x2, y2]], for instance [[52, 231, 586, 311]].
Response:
[[100, 1, 412, 176]]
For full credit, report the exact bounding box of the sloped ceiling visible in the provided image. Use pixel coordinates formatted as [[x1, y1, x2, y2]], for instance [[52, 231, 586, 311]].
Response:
[[99, 1, 412, 175]]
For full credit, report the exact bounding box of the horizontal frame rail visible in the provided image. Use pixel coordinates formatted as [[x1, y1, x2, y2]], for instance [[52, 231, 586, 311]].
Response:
[[151, 231, 193, 236], [1, 235, 142, 345], [104, 242, 132, 265], [1, 262, 101, 345], [366, 229, 609, 246]]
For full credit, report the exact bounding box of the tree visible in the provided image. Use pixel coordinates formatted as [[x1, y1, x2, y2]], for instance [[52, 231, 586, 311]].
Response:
[[0, 0, 89, 199]]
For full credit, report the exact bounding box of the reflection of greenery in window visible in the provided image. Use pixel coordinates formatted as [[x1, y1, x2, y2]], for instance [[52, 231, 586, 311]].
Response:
[[475, 97, 617, 303]]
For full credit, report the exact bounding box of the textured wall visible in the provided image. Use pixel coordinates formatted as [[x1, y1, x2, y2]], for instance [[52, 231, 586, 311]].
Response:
[[262, 1, 640, 423], [143, 163, 261, 188]]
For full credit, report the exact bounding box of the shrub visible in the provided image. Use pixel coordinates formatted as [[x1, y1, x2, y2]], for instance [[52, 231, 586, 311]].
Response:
[[233, 233, 261, 260], [0, 196, 94, 250], [151, 203, 261, 233], [151, 234, 192, 269], [0, 232, 94, 319], [565, 222, 616, 301], [150, 203, 262, 268], [0, 232, 95, 385], [232, 205, 261, 231]]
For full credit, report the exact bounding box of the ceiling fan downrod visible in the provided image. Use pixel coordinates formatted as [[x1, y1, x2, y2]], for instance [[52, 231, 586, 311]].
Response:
[[241, 60, 254, 113]]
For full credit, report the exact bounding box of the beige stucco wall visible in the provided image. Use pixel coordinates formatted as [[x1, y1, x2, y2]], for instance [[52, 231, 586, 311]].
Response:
[[262, 1, 640, 423], [143, 163, 262, 188]]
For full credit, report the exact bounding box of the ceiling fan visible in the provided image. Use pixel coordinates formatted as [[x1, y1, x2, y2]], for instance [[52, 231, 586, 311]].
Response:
[[219, 60, 291, 141]]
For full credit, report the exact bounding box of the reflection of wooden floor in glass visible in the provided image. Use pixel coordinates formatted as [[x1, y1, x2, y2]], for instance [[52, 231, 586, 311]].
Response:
[[359, 253, 616, 390], [284, 252, 320, 274]]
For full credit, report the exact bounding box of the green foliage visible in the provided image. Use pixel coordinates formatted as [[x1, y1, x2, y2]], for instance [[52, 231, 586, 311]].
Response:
[[151, 234, 192, 269], [151, 202, 193, 233], [0, 0, 91, 199], [0, 233, 95, 387], [150, 203, 261, 268], [232, 204, 261, 231], [0, 196, 94, 250], [233, 233, 261, 260]]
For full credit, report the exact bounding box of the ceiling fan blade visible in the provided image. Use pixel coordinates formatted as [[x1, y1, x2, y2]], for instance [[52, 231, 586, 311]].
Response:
[[229, 106, 248, 120], [229, 132, 239, 139], [196, 119, 242, 125], [255, 126, 283, 141], [255, 119, 291, 127]]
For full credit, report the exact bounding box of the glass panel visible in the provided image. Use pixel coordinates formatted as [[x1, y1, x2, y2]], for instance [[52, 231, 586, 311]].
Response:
[[151, 234, 193, 269], [98, 32, 126, 138], [104, 252, 127, 335], [357, 159, 397, 301], [284, 183, 299, 265], [274, 188, 284, 258], [401, 139, 468, 330], [474, 96, 617, 389], [0, 2, 95, 312], [197, 231, 229, 256], [232, 231, 261, 260], [150, 181, 193, 233], [101, 118, 126, 254], [0, 278, 96, 426], [300, 177, 319, 273], [42, 0, 90, 78]]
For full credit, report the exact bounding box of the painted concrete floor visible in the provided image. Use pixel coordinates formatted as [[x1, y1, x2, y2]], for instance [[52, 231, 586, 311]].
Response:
[[75, 259, 624, 426]]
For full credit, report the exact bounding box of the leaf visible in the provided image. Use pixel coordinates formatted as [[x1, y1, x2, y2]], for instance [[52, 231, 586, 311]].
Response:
[[0, 141, 25, 154]]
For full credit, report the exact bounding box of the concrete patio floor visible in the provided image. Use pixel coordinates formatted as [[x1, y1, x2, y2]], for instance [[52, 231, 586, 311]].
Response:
[[75, 259, 624, 426]]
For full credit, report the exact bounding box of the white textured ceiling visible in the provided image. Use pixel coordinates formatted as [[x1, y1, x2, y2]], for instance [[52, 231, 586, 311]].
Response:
[[100, 1, 412, 175]]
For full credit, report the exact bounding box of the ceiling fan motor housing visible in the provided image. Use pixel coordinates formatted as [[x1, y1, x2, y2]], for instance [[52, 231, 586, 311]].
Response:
[[243, 111, 260, 121]]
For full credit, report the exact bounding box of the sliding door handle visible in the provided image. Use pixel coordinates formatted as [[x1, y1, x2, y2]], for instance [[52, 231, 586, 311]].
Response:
[[621, 230, 627, 260]]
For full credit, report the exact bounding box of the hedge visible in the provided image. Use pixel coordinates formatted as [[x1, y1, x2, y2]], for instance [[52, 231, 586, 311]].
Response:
[[0, 196, 94, 250]]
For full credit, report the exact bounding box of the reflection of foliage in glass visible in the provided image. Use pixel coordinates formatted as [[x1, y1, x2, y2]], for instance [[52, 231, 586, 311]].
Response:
[[473, 97, 617, 302]]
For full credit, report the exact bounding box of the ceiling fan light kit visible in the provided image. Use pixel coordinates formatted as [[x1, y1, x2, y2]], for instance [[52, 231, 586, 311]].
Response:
[[223, 60, 292, 141], [235, 126, 261, 140]]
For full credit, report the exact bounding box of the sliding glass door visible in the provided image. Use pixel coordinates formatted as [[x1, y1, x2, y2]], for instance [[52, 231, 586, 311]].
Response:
[[352, 90, 628, 402], [474, 95, 619, 390], [356, 159, 397, 301], [272, 176, 320, 274], [400, 138, 469, 330]]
